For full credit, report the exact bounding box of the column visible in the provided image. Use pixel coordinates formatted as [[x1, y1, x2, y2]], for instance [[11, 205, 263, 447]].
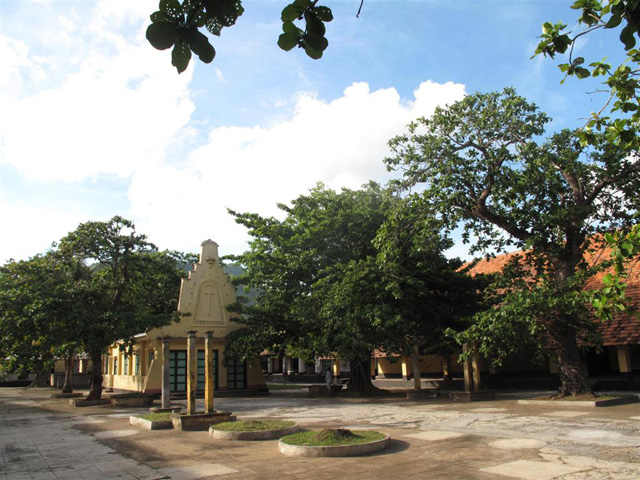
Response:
[[412, 347, 421, 390], [370, 357, 376, 379], [205, 331, 215, 414], [139, 343, 146, 376], [267, 357, 273, 374], [332, 359, 340, 377], [187, 331, 197, 415], [401, 357, 410, 381], [161, 338, 170, 409], [471, 350, 481, 391], [548, 351, 558, 374], [298, 358, 306, 373], [442, 355, 451, 381], [617, 346, 632, 374], [462, 344, 473, 392]]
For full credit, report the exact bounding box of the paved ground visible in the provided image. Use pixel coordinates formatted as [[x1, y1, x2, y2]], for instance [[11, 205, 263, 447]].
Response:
[[1, 386, 639, 479]]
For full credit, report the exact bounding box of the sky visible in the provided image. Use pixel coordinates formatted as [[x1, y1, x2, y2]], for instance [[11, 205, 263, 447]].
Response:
[[0, 0, 627, 263]]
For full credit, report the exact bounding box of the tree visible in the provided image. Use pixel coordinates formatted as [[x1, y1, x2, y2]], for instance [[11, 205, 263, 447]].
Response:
[[226, 183, 480, 392], [534, 0, 640, 319], [0, 254, 80, 386], [384, 88, 640, 395], [146, 0, 336, 73], [54, 216, 193, 400]]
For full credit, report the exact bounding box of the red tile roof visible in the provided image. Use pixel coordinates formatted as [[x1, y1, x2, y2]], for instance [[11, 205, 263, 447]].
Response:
[[465, 243, 640, 346]]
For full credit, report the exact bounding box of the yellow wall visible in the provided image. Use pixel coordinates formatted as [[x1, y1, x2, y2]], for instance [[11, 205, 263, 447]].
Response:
[[101, 240, 266, 394]]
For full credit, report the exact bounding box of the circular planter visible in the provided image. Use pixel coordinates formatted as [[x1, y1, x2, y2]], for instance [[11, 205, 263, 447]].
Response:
[[278, 433, 391, 457], [210, 423, 301, 441]]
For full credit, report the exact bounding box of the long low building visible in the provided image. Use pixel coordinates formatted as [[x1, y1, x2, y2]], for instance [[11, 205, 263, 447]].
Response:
[[372, 242, 639, 385]]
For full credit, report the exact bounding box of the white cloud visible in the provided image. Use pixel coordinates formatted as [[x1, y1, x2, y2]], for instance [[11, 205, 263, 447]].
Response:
[[127, 80, 467, 256], [0, 30, 195, 182], [0, 198, 91, 263]]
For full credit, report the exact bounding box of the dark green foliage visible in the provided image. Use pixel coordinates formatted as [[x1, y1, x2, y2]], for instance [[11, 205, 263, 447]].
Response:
[[0, 216, 195, 398], [385, 88, 640, 395], [534, 0, 640, 150], [147, 0, 332, 72], [225, 183, 481, 392], [535, 1, 640, 319]]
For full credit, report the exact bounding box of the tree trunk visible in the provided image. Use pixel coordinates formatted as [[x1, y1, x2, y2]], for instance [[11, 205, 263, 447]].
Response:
[[346, 357, 379, 393], [32, 353, 54, 387], [62, 350, 75, 394], [552, 322, 591, 396], [86, 348, 104, 401]]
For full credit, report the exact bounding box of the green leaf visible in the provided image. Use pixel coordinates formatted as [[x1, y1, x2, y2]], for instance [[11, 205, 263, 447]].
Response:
[[159, 0, 182, 21], [605, 13, 623, 29], [620, 24, 637, 50], [303, 44, 323, 59], [150, 11, 172, 23], [146, 22, 178, 50], [314, 6, 333, 22], [303, 34, 328, 53], [278, 31, 300, 51], [575, 67, 591, 78], [304, 11, 326, 36], [172, 40, 192, 73], [182, 28, 216, 63], [282, 4, 303, 23]]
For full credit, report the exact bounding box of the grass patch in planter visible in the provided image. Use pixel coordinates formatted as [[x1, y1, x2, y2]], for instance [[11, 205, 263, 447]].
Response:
[[213, 420, 295, 432], [136, 412, 172, 422], [281, 428, 385, 447]]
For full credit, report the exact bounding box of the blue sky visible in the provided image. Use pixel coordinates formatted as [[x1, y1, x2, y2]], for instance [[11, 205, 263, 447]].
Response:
[[0, 0, 626, 262]]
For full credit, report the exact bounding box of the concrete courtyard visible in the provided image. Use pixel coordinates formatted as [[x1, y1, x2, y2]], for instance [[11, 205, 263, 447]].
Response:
[[1, 386, 639, 479]]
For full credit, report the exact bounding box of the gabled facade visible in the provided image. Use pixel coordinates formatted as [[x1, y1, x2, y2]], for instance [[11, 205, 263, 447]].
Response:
[[102, 240, 267, 395]]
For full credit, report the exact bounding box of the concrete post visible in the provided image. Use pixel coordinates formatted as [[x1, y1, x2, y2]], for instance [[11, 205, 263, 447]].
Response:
[[617, 346, 632, 373], [298, 358, 305, 373], [471, 350, 481, 391], [401, 357, 410, 381], [267, 357, 273, 374], [161, 338, 170, 409], [462, 344, 472, 392], [412, 347, 421, 390], [187, 331, 197, 415], [548, 350, 558, 374], [205, 331, 215, 414], [139, 343, 146, 376], [442, 355, 451, 381]]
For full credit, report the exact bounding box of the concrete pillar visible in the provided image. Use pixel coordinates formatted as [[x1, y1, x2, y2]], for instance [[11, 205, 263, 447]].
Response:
[[187, 331, 197, 415], [298, 358, 305, 373], [471, 351, 481, 391], [617, 346, 632, 373], [285, 357, 294, 374], [161, 338, 170, 409], [401, 357, 411, 381], [332, 359, 340, 377], [442, 355, 451, 381], [462, 344, 472, 392], [267, 357, 273, 374], [205, 331, 215, 414], [139, 343, 146, 376], [548, 352, 558, 374], [412, 348, 421, 390]]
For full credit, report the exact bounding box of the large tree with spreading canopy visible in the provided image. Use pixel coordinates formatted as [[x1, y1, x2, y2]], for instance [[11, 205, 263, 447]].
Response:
[[225, 183, 481, 392], [384, 88, 640, 395]]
